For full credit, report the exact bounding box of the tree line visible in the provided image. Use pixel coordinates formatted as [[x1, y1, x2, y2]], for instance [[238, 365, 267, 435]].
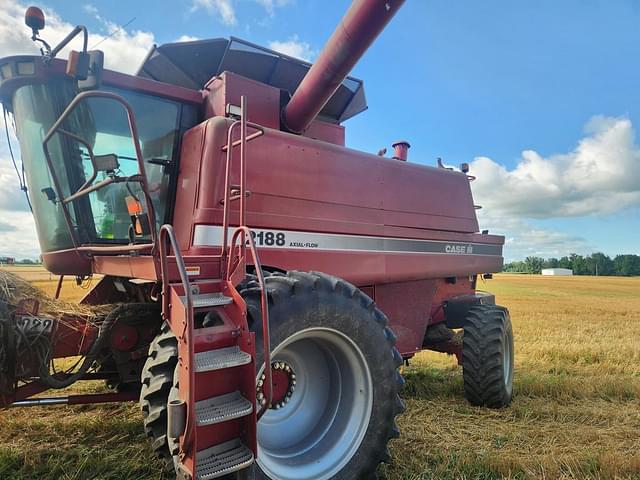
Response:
[[503, 253, 640, 276]]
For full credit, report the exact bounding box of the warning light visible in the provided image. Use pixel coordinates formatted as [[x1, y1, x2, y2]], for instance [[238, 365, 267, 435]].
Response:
[[25, 6, 45, 36]]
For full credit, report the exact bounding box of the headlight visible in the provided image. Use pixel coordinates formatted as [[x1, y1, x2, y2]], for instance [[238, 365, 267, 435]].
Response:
[[0, 63, 12, 80], [17, 62, 35, 75], [0, 60, 36, 80]]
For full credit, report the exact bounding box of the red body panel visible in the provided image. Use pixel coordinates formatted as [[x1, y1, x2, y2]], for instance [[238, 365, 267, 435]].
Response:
[[169, 115, 503, 354], [174, 117, 499, 271], [205, 72, 281, 130], [375, 280, 437, 355]]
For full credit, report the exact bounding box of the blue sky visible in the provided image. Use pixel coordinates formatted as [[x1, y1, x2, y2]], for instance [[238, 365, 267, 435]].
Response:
[[0, 0, 638, 260]]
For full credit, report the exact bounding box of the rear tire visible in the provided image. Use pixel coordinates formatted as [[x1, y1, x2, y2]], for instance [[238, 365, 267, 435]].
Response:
[[241, 271, 404, 480], [462, 305, 514, 408]]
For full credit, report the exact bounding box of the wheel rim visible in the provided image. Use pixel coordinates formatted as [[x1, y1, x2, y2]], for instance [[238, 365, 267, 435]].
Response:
[[257, 327, 373, 480], [503, 330, 512, 386]]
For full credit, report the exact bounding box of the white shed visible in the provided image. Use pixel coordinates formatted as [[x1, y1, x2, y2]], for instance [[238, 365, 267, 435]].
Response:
[[541, 268, 573, 276]]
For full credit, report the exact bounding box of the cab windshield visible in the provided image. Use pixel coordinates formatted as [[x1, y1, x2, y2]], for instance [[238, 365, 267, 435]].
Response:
[[12, 79, 194, 252]]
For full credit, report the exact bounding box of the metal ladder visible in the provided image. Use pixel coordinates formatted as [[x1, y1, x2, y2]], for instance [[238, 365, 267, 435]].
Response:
[[158, 96, 271, 480]]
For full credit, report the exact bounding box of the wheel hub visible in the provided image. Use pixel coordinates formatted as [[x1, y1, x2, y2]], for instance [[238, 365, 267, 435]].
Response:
[[256, 361, 297, 409]]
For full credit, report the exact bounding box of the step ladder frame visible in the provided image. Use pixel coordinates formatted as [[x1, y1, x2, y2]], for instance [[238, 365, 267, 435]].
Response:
[[158, 96, 272, 479]]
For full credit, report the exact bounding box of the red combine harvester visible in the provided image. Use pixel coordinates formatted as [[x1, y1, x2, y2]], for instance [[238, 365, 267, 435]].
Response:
[[0, 1, 513, 479]]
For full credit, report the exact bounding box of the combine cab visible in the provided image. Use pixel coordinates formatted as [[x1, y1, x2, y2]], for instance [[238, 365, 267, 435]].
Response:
[[0, 1, 513, 479]]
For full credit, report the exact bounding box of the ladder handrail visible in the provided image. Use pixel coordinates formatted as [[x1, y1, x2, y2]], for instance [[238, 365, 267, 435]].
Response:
[[221, 97, 265, 263], [221, 97, 272, 418], [158, 224, 196, 452], [227, 226, 272, 419]]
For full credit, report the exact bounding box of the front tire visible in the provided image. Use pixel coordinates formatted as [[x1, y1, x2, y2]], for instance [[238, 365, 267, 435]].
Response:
[[139, 322, 178, 470], [462, 305, 514, 408], [242, 271, 404, 480]]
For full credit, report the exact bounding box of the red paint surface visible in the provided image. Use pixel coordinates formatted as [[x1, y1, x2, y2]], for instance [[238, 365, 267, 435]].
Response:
[[168, 117, 502, 357], [375, 279, 437, 355]]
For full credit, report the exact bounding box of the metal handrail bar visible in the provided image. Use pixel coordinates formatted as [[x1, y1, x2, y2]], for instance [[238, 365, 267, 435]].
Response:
[[54, 128, 98, 196], [221, 97, 272, 418], [159, 224, 196, 452], [220, 129, 264, 151], [75, 243, 152, 253], [42, 90, 158, 248], [221, 119, 241, 258], [220, 103, 265, 261], [228, 226, 272, 419], [239, 97, 248, 259], [159, 225, 194, 340], [63, 176, 127, 204]]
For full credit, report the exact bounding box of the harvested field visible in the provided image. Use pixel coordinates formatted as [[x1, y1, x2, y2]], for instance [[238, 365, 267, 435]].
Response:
[[0, 272, 639, 479]]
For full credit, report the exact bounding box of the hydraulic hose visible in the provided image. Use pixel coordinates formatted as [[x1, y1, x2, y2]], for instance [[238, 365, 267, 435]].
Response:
[[37, 304, 126, 390]]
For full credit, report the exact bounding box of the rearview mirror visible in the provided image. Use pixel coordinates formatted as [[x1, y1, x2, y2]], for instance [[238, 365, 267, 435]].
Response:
[[74, 50, 104, 90], [94, 153, 119, 172]]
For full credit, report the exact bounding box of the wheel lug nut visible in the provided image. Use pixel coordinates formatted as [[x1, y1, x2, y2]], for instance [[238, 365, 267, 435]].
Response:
[[290, 374, 296, 380], [257, 392, 264, 400], [258, 379, 263, 387]]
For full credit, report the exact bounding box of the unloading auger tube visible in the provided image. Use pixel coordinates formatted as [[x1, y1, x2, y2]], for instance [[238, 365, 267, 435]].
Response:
[[282, 0, 405, 133]]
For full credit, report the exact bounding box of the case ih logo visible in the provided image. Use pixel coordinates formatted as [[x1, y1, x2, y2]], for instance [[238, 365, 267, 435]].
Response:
[[445, 244, 473, 254]]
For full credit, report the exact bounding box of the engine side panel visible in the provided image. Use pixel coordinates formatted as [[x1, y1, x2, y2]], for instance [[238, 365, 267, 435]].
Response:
[[174, 117, 503, 284]]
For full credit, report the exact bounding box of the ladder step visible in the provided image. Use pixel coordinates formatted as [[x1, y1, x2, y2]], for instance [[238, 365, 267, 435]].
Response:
[[181, 293, 234, 309], [195, 346, 252, 373], [196, 391, 253, 426], [195, 439, 254, 480]]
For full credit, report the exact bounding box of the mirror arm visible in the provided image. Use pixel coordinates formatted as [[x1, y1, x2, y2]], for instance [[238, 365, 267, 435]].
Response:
[[47, 25, 88, 61]]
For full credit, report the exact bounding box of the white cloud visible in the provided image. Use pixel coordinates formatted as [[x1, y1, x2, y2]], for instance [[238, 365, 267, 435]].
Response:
[[0, 209, 39, 259], [191, 0, 237, 25], [83, 4, 99, 16], [470, 116, 640, 219], [176, 35, 200, 42], [0, 111, 27, 211], [268, 35, 314, 61], [190, 0, 291, 26], [256, 0, 292, 17], [470, 115, 640, 260], [475, 210, 592, 262], [0, 103, 38, 258], [0, 0, 155, 74]]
